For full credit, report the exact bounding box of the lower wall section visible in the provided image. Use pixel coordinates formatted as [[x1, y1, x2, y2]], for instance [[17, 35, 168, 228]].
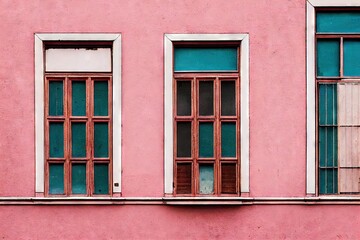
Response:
[[0, 205, 358, 239]]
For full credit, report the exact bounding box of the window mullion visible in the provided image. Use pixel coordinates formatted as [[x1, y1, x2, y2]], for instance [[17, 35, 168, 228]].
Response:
[[193, 77, 197, 196], [64, 76, 70, 196], [340, 37, 344, 78], [215, 76, 220, 195], [237, 76, 241, 194], [88, 77, 94, 196]]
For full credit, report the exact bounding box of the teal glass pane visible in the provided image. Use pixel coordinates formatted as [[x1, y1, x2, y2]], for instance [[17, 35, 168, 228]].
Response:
[[94, 163, 109, 194], [319, 169, 338, 194], [94, 81, 108, 116], [174, 47, 238, 72], [319, 84, 337, 125], [72, 81, 86, 116], [344, 39, 360, 76], [49, 163, 64, 194], [94, 122, 108, 158], [72, 122, 86, 158], [317, 12, 360, 33], [199, 122, 214, 158], [49, 122, 64, 158], [199, 164, 214, 194], [49, 81, 63, 116], [317, 39, 340, 77], [221, 122, 236, 157], [319, 127, 338, 167], [72, 163, 86, 194]]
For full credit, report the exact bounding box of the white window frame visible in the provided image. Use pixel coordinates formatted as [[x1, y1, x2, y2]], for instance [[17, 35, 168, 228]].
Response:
[[163, 33, 250, 194], [35, 33, 122, 194], [306, 0, 360, 194]]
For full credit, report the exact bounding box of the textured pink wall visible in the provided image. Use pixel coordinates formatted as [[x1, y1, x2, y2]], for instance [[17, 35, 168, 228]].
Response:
[[0, 0, 333, 238], [1, 205, 360, 239], [0, 0, 306, 197]]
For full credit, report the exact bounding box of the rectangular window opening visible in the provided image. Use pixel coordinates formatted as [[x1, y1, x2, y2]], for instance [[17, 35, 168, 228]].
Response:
[[171, 40, 242, 196]]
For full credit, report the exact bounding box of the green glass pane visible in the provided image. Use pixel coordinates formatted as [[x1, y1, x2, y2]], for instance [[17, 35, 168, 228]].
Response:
[[319, 169, 338, 194], [221, 122, 236, 157], [199, 164, 214, 194], [94, 81, 108, 116], [49, 163, 64, 194], [319, 127, 338, 167], [344, 39, 360, 76], [319, 84, 337, 125], [72, 81, 86, 116], [94, 122, 108, 158], [49, 122, 64, 158], [49, 81, 63, 116], [199, 122, 214, 158], [72, 122, 86, 158], [174, 47, 238, 72], [317, 39, 340, 77], [72, 163, 86, 194], [94, 163, 109, 194], [317, 11, 360, 33]]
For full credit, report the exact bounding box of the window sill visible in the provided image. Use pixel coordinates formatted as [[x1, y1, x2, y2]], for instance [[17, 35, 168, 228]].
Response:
[[2, 196, 360, 205]]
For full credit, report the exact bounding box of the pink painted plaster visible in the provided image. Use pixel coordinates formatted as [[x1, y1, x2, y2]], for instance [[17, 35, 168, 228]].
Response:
[[0, 0, 306, 197], [0, 0, 347, 238], [1, 205, 360, 239]]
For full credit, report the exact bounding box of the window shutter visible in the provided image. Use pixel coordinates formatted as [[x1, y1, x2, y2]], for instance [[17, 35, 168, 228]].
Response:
[[221, 163, 237, 194], [176, 163, 192, 194]]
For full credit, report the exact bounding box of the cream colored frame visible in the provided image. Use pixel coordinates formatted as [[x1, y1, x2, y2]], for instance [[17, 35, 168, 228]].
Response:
[[35, 33, 122, 194]]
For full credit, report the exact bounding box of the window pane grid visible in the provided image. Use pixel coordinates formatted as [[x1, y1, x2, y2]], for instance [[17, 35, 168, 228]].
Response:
[[316, 79, 360, 194], [45, 74, 112, 196], [174, 74, 239, 196]]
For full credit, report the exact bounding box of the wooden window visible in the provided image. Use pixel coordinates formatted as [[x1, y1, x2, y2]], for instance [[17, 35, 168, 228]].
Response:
[[173, 44, 240, 196], [35, 34, 121, 196], [45, 74, 112, 196], [316, 10, 360, 195]]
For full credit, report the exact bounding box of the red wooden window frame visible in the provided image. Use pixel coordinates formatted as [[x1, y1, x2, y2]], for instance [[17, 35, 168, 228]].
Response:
[[173, 44, 241, 196], [44, 73, 113, 196]]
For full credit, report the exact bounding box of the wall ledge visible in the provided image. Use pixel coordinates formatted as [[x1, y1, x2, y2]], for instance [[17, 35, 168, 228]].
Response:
[[1, 196, 360, 205]]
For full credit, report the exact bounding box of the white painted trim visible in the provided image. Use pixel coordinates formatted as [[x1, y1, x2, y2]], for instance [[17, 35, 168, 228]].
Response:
[[35, 35, 45, 193], [164, 35, 174, 194], [165, 34, 248, 42], [240, 35, 250, 193], [112, 35, 122, 193], [36, 33, 120, 41], [164, 33, 250, 194], [306, 2, 316, 195], [3, 196, 360, 205], [308, 0, 360, 7], [34, 33, 122, 193]]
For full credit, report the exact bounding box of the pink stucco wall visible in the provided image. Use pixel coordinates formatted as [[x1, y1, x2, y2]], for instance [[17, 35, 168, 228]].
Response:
[[1, 0, 353, 239]]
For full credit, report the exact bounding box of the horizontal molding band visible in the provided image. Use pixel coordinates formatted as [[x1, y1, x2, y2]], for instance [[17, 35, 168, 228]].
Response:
[[1, 196, 360, 205]]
